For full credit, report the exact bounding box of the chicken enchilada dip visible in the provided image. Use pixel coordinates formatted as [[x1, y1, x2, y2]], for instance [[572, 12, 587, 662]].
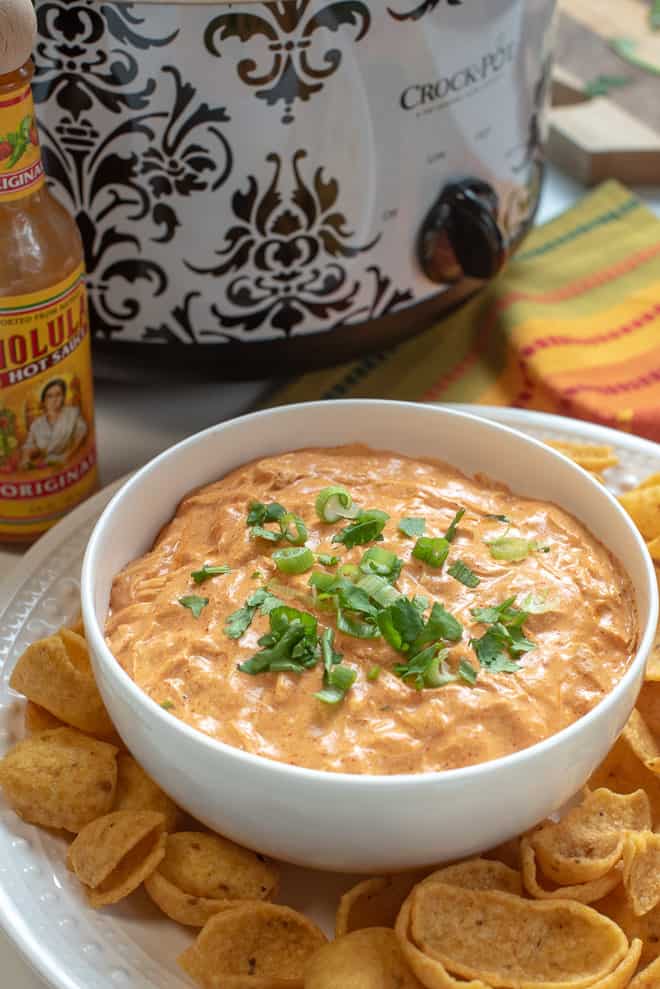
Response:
[[105, 445, 637, 775]]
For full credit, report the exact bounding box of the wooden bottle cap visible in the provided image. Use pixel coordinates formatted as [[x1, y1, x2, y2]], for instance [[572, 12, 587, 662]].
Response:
[[0, 0, 37, 75]]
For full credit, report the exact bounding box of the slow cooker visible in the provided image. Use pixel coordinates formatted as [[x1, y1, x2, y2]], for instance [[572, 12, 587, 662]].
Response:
[[32, 0, 557, 378]]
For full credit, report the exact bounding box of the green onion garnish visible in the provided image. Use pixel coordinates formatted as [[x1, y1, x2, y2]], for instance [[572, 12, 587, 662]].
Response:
[[251, 571, 263, 579], [356, 573, 402, 609], [191, 565, 231, 584], [359, 546, 402, 583], [367, 666, 381, 682], [332, 509, 389, 549], [338, 563, 360, 579], [395, 645, 452, 690], [160, 700, 175, 710], [279, 513, 308, 546], [317, 553, 340, 567], [447, 560, 480, 588], [247, 501, 286, 526], [179, 595, 208, 618], [250, 526, 281, 543], [487, 537, 549, 562], [272, 546, 315, 575], [412, 536, 450, 569], [398, 517, 426, 539], [315, 486, 359, 523], [313, 628, 356, 703], [485, 514, 511, 523], [444, 508, 465, 543]]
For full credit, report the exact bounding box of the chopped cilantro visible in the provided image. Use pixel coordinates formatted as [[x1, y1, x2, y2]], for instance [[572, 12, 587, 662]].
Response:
[[447, 560, 481, 588], [469, 596, 535, 674], [367, 665, 381, 682], [458, 659, 478, 685], [314, 628, 356, 704], [179, 595, 209, 619], [239, 605, 319, 675], [332, 509, 389, 549], [378, 598, 425, 653], [191, 565, 231, 584], [398, 517, 426, 539], [224, 588, 284, 639], [160, 700, 175, 710], [247, 501, 286, 526]]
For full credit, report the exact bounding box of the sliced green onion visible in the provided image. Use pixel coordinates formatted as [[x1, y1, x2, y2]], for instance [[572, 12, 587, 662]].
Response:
[[191, 565, 231, 584], [314, 664, 357, 704], [412, 536, 450, 569], [317, 553, 340, 567], [398, 517, 426, 539], [336, 608, 380, 639], [367, 665, 381, 682], [250, 525, 281, 543], [338, 563, 360, 579], [485, 513, 511, 523], [487, 537, 547, 562], [272, 546, 315, 575], [444, 508, 465, 543], [179, 595, 209, 618], [424, 651, 456, 688], [447, 560, 480, 588], [356, 574, 401, 609], [359, 546, 402, 582], [315, 486, 359, 523], [279, 513, 308, 546], [517, 592, 559, 614]]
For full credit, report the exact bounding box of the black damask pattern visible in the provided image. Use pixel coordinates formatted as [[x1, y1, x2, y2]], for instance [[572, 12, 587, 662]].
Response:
[[204, 0, 370, 124], [33, 0, 177, 118], [188, 149, 383, 337], [38, 66, 233, 338], [388, 0, 462, 22]]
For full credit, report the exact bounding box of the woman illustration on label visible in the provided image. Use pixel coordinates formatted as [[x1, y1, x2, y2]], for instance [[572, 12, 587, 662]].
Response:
[[20, 378, 87, 468]]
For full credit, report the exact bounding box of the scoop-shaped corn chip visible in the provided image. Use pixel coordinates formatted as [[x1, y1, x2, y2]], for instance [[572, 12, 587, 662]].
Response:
[[305, 927, 424, 988], [530, 787, 649, 885], [113, 753, 179, 831], [589, 732, 660, 826], [634, 682, 660, 744], [546, 441, 619, 472], [422, 858, 522, 896], [629, 956, 660, 988], [178, 903, 327, 987], [622, 709, 660, 774], [410, 880, 628, 988], [644, 632, 660, 681], [9, 630, 115, 738], [647, 537, 660, 563], [594, 886, 660, 971], [395, 896, 491, 989], [68, 810, 166, 907], [0, 727, 117, 832], [335, 871, 427, 938], [69, 617, 85, 637], [520, 838, 622, 903], [622, 830, 660, 917], [144, 868, 243, 927], [619, 486, 660, 541], [24, 700, 64, 734], [158, 831, 279, 903]]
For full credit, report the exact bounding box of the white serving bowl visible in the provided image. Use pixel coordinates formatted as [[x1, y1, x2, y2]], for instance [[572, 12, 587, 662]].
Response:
[[82, 401, 658, 873]]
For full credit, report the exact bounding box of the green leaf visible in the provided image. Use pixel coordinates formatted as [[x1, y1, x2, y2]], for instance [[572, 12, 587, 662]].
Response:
[[367, 665, 381, 682], [471, 596, 518, 625], [247, 501, 286, 526], [395, 645, 451, 691], [444, 508, 465, 543], [583, 74, 631, 98], [415, 602, 463, 646], [224, 589, 284, 639], [179, 595, 209, 619], [447, 560, 480, 588], [332, 510, 389, 549], [336, 608, 380, 639], [470, 627, 520, 672], [239, 607, 319, 676], [378, 598, 425, 652], [610, 36, 660, 76], [398, 517, 426, 539], [320, 626, 343, 677], [191, 565, 231, 584]]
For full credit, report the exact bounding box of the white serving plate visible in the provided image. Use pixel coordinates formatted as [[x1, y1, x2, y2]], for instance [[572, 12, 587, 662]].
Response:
[[1, 406, 658, 989]]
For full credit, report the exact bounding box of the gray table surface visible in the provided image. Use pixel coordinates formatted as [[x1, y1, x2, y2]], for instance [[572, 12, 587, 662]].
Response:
[[2, 164, 660, 987]]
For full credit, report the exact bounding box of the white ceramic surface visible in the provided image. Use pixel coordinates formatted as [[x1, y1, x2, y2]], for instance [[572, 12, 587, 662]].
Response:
[[2, 406, 660, 989], [81, 401, 658, 873]]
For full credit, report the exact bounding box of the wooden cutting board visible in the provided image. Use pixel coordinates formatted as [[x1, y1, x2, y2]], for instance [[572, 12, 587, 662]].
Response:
[[548, 0, 660, 185]]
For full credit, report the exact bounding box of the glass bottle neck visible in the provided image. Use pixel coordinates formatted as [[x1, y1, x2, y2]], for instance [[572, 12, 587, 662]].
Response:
[[0, 61, 45, 204]]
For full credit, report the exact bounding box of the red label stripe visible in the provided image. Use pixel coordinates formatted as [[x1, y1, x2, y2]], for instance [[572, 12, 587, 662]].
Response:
[[0, 86, 31, 109]]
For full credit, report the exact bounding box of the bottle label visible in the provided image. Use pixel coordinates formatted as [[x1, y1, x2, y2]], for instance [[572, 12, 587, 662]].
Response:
[[0, 265, 98, 539], [0, 82, 45, 202]]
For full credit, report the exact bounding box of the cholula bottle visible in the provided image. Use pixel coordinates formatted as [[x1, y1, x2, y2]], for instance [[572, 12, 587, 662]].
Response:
[[0, 8, 98, 543]]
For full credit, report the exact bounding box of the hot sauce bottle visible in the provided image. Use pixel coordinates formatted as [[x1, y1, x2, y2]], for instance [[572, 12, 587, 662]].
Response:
[[0, 0, 98, 543]]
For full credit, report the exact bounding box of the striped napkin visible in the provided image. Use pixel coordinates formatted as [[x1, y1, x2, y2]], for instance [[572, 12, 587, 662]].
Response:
[[269, 181, 660, 443]]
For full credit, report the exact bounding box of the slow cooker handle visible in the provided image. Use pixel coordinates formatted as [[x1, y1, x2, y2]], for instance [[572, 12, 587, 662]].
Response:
[[418, 178, 507, 285]]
